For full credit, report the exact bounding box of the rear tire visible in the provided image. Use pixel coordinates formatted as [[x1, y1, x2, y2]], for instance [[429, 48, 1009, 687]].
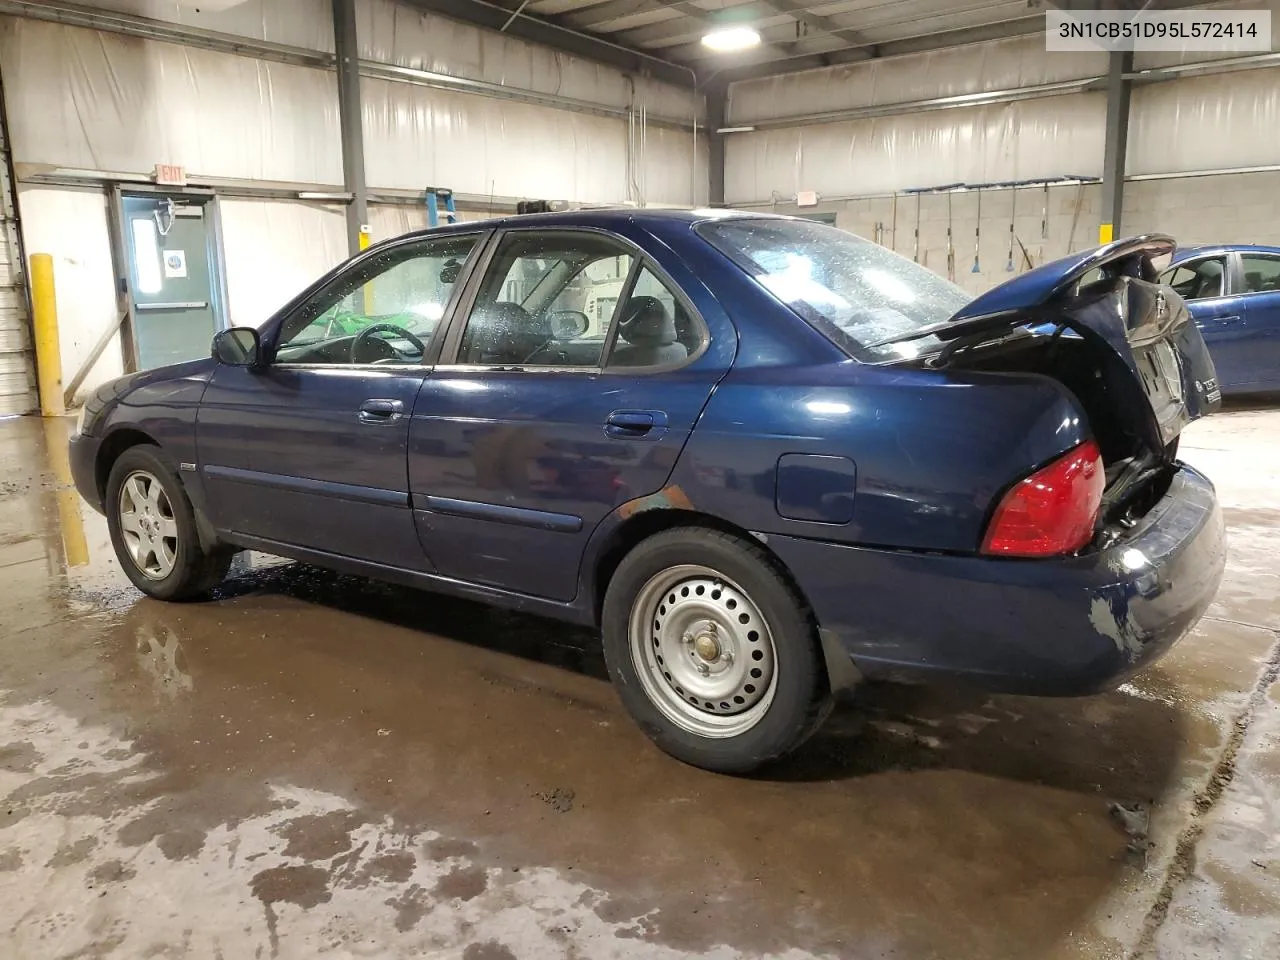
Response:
[[106, 445, 233, 601], [601, 527, 832, 774]]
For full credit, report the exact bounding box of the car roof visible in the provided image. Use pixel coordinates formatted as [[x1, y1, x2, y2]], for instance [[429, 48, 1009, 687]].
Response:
[[398, 206, 784, 240], [1171, 243, 1280, 262]]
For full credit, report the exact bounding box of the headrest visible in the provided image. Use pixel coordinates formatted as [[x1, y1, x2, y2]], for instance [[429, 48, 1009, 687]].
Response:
[[617, 296, 675, 346]]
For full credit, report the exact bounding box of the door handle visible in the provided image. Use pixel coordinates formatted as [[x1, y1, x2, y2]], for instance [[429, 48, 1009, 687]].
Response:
[[359, 398, 405, 424], [605, 410, 667, 438], [1216, 315, 1243, 325]]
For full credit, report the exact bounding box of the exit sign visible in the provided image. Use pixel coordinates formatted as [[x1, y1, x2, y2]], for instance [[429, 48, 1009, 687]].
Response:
[[153, 163, 187, 186]]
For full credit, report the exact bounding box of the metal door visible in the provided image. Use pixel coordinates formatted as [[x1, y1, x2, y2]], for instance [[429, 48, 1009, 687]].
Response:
[[120, 194, 222, 370]]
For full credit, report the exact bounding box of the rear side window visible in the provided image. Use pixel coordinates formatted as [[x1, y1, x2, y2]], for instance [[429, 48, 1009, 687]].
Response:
[[1240, 255, 1280, 294], [699, 218, 970, 362]]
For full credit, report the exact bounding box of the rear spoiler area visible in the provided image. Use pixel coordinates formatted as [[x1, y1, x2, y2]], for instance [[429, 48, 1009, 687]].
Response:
[[864, 235, 1178, 353]]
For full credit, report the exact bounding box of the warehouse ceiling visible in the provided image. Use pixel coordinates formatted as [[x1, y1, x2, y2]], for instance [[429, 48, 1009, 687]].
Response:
[[407, 0, 1221, 86]]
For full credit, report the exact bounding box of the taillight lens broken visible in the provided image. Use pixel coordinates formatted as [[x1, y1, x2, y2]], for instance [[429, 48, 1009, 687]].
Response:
[[982, 440, 1105, 557]]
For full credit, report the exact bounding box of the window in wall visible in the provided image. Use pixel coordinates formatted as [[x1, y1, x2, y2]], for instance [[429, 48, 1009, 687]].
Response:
[[274, 234, 480, 365], [457, 232, 634, 368], [1240, 255, 1280, 294], [130, 217, 163, 294]]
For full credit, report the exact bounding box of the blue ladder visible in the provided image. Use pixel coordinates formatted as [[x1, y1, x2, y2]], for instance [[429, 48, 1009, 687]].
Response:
[[426, 187, 456, 227]]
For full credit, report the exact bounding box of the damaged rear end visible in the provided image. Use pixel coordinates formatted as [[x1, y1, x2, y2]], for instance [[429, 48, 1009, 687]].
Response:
[[882, 235, 1222, 556]]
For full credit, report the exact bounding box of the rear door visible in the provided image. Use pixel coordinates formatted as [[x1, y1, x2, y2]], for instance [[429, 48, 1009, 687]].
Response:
[[407, 227, 721, 601], [1235, 252, 1280, 391], [197, 231, 484, 569]]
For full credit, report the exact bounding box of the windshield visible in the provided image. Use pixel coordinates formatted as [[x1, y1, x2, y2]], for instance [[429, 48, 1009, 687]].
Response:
[[700, 218, 972, 362]]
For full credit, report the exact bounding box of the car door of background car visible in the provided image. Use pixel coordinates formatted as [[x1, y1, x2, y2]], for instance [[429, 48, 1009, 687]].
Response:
[[196, 232, 484, 568], [406, 227, 721, 601], [1161, 253, 1252, 391], [1234, 252, 1280, 391]]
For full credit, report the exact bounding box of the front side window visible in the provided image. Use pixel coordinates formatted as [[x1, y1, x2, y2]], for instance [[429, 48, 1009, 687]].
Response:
[[701, 218, 970, 362], [275, 234, 479, 365], [1240, 255, 1280, 294], [457, 232, 634, 368], [1160, 257, 1226, 301]]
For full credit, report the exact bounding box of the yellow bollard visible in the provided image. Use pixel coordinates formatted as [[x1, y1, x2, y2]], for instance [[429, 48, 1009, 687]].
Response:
[[1098, 223, 1115, 245], [30, 253, 66, 417]]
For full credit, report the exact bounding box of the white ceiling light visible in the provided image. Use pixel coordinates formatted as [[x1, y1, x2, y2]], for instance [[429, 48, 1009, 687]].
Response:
[[701, 26, 762, 52]]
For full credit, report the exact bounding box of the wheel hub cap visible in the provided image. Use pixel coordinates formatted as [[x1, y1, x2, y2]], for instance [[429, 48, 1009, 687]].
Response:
[[628, 564, 778, 739], [117, 470, 178, 580]]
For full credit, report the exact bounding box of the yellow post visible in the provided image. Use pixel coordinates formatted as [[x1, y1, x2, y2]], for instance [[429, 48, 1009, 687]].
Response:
[[360, 224, 374, 315], [30, 253, 65, 417], [1098, 223, 1115, 245]]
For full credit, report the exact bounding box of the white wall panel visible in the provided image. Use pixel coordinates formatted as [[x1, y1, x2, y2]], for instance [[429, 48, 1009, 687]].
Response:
[[725, 93, 1105, 205], [638, 128, 707, 208], [219, 200, 347, 328], [1128, 68, 1280, 175], [16, 186, 124, 400], [1134, 0, 1280, 69], [357, 0, 698, 121], [74, 0, 334, 51], [728, 36, 1105, 125], [362, 75, 630, 203], [0, 18, 342, 184]]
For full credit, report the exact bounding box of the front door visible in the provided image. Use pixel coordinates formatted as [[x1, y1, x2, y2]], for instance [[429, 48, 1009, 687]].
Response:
[[1235, 252, 1280, 391], [196, 231, 486, 568], [409, 228, 720, 601], [121, 194, 222, 370]]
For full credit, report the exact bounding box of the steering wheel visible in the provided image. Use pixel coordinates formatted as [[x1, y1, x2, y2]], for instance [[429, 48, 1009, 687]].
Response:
[[351, 323, 427, 364]]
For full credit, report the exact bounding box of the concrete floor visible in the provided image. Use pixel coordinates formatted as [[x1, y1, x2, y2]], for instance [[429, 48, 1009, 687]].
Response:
[[0, 409, 1278, 960]]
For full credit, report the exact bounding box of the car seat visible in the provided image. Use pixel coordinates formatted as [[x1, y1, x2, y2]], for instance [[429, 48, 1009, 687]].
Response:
[[462, 301, 548, 365], [610, 296, 688, 367]]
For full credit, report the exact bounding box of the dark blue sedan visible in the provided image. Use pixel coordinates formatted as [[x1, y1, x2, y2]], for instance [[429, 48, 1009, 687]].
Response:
[[70, 210, 1226, 773], [1160, 244, 1280, 394]]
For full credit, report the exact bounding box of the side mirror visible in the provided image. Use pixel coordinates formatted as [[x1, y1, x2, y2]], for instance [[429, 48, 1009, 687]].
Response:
[[212, 327, 262, 367], [548, 310, 590, 339]]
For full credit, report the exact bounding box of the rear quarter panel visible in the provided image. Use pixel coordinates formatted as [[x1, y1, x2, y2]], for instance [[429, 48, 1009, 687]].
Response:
[[668, 362, 1089, 553]]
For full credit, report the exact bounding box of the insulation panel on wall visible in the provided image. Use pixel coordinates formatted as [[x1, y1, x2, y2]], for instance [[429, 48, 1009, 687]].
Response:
[[725, 93, 1105, 204], [219, 199, 348, 329], [729, 35, 1105, 126], [0, 18, 342, 185], [361, 75, 631, 204]]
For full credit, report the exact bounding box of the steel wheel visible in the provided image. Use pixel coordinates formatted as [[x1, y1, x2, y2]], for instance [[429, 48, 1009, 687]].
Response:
[[628, 564, 778, 739], [117, 470, 179, 580]]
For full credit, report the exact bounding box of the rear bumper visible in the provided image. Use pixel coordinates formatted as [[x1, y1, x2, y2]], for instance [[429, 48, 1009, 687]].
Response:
[[69, 432, 103, 514], [768, 464, 1226, 696]]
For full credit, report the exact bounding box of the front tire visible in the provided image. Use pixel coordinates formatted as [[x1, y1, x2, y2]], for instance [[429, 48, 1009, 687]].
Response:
[[602, 528, 832, 774], [106, 445, 233, 601]]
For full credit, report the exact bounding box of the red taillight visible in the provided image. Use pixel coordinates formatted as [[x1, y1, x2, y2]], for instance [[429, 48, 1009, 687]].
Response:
[[982, 440, 1105, 557]]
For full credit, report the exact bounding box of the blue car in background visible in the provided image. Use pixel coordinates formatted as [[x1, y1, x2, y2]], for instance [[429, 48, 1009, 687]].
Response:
[[1160, 244, 1280, 394], [69, 211, 1226, 773]]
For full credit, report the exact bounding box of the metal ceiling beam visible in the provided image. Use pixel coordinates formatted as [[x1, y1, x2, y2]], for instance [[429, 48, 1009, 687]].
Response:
[[403, 0, 694, 87], [578, 0, 873, 51]]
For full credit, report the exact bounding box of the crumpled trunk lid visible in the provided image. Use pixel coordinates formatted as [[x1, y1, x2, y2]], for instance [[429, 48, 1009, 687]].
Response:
[[883, 234, 1221, 463]]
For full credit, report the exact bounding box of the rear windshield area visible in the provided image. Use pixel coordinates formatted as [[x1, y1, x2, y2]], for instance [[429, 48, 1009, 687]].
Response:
[[699, 218, 972, 362]]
